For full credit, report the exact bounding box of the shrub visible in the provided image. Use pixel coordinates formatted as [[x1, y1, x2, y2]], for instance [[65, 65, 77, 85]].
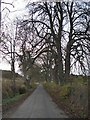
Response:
[[18, 85, 27, 94], [44, 82, 58, 90], [31, 83, 37, 89], [2, 79, 14, 99], [60, 84, 72, 99]]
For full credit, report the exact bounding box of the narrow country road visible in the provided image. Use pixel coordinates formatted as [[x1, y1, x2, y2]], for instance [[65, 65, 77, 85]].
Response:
[[9, 84, 68, 118]]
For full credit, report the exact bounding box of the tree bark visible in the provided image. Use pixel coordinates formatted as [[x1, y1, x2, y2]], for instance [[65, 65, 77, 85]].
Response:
[[65, 46, 71, 79], [56, 38, 63, 84]]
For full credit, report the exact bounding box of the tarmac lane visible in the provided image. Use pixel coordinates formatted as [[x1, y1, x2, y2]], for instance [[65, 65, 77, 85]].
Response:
[[9, 84, 68, 118]]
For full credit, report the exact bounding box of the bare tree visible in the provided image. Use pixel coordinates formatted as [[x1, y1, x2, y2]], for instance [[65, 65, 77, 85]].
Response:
[[64, 1, 90, 78], [0, 1, 14, 42], [23, 2, 65, 84], [18, 1, 89, 84], [1, 1, 89, 87], [0, 21, 18, 95]]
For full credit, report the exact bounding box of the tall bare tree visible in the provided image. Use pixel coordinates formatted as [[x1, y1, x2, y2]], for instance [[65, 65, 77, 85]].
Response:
[[24, 2, 65, 84], [64, 1, 90, 78], [0, 21, 18, 95]]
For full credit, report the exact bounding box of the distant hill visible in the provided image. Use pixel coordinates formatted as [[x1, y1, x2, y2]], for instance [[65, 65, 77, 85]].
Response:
[[0, 70, 22, 79]]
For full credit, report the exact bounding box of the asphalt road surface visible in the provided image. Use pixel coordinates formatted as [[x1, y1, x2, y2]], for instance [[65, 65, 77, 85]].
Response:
[[10, 84, 68, 118]]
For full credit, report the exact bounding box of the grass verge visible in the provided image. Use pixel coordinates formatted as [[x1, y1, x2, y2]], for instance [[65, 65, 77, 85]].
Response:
[[43, 82, 88, 118], [2, 86, 37, 118]]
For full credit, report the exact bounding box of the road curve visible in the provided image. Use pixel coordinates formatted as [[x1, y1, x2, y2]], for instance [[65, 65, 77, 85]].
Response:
[[9, 84, 68, 118]]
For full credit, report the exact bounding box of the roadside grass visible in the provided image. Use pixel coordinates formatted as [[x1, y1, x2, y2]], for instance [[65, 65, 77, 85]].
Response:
[[2, 92, 32, 114], [2, 78, 37, 114], [2, 78, 24, 99], [43, 76, 88, 118], [2, 94, 25, 106]]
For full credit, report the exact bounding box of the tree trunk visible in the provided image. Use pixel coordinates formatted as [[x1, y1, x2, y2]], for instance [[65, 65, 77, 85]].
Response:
[[11, 37, 16, 96], [65, 49, 70, 79], [11, 59, 16, 96], [54, 58, 59, 84], [57, 47, 63, 84], [55, 36, 64, 84]]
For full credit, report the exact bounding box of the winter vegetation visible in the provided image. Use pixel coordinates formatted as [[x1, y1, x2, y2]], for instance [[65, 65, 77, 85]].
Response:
[[0, 0, 89, 118]]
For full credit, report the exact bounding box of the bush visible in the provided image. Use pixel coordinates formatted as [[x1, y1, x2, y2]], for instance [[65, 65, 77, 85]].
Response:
[[44, 82, 58, 89], [60, 84, 72, 99], [31, 83, 37, 89], [44, 80, 88, 118], [2, 80, 14, 99], [2, 78, 25, 98], [19, 85, 27, 94]]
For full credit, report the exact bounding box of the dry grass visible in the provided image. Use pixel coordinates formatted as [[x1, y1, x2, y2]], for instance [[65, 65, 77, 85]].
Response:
[[44, 77, 88, 118], [2, 78, 24, 99], [2, 77, 37, 115]]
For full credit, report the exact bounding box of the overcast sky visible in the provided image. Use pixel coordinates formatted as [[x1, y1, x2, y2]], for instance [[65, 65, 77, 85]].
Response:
[[1, 0, 28, 72], [1, 0, 43, 72]]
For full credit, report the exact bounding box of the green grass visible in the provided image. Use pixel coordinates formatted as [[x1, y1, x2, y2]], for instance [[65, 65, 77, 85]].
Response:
[[2, 84, 37, 113], [2, 94, 25, 106]]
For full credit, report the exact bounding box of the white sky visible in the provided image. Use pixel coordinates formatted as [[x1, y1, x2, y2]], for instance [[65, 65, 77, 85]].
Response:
[[0, 0, 42, 72], [1, 0, 42, 73], [0, 0, 40, 72]]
